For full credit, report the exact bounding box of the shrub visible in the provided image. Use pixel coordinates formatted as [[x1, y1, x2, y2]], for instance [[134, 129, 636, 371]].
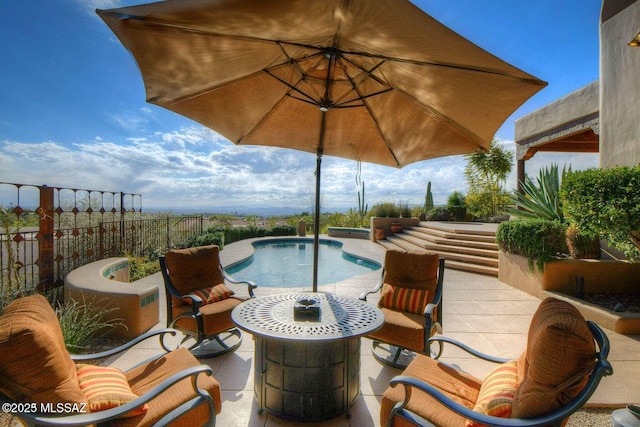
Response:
[[496, 219, 567, 271], [426, 206, 452, 221], [464, 139, 513, 217], [369, 203, 399, 218], [56, 299, 123, 353], [187, 231, 226, 249], [447, 191, 467, 221], [447, 191, 466, 207], [266, 224, 297, 236], [560, 166, 640, 260], [0, 284, 36, 313], [128, 255, 161, 282]]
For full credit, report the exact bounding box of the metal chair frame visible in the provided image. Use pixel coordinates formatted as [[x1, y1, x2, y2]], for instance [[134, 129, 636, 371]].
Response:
[[360, 257, 445, 369], [0, 329, 216, 427], [159, 255, 256, 359], [387, 321, 613, 427]]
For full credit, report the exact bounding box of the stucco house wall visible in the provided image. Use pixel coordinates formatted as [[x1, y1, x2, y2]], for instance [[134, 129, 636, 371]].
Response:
[[600, 0, 640, 167]]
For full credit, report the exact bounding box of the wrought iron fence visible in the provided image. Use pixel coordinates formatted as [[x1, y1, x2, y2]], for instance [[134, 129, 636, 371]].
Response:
[[0, 182, 203, 302]]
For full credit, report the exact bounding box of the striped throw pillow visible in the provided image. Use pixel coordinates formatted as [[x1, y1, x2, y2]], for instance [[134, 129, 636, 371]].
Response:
[[183, 284, 235, 305], [76, 364, 148, 417], [379, 283, 429, 315], [466, 359, 519, 427]]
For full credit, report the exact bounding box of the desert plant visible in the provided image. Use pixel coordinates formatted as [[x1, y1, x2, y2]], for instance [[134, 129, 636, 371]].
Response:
[[369, 202, 399, 218], [356, 160, 368, 218], [424, 181, 434, 213], [56, 298, 123, 353], [398, 202, 412, 218], [507, 164, 569, 222], [496, 219, 567, 271], [560, 165, 640, 260]]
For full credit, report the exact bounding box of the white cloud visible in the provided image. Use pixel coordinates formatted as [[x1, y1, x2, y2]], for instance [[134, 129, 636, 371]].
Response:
[[0, 126, 602, 213]]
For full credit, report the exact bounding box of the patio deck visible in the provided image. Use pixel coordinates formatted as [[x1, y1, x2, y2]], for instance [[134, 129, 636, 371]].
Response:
[[108, 235, 639, 426]]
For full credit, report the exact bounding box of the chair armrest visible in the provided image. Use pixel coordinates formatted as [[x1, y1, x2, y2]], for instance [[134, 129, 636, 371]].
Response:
[[223, 270, 258, 298], [427, 336, 510, 363], [71, 329, 178, 361], [3, 365, 214, 426], [389, 376, 567, 427], [359, 277, 383, 301]]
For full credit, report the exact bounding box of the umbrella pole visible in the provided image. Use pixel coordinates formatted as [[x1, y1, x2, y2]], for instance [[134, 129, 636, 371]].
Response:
[[312, 150, 322, 293]]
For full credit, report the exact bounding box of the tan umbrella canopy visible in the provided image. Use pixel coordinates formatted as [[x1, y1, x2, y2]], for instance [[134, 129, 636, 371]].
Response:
[[97, 0, 546, 291]]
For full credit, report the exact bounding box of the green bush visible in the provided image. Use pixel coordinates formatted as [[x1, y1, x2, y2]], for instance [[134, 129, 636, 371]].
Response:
[[186, 224, 296, 249], [446, 191, 467, 221], [128, 255, 161, 281], [187, 231, 226, 249], [560, 166, 640, 260], [266, 225, 297, 236], [426, 206, 452, 221], [447, 191, 466, 207], [465, 191, 494, 219], [496, 219, 567, 271]]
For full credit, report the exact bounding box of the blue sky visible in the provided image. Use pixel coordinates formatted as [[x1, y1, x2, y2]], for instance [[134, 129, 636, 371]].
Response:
[[0, 0, 601, 213]]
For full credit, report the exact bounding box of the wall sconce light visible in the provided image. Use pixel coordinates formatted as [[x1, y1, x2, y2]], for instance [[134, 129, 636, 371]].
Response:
[[629, 30, 640, 47]]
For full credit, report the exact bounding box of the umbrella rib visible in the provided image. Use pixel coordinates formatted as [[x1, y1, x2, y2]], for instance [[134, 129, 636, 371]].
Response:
[[263, 68, 322, 107], [337, 62, 401, 167]]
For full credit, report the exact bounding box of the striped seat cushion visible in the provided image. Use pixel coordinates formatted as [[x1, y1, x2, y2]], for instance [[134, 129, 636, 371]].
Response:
[[379, 283, 429, 315], [466, 359, 518, 427], [183, 284, 234, 305], [76, 364, 148, 417]]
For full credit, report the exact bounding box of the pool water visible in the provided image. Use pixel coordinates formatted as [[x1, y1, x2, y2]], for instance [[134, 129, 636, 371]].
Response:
[[226, 239, 381, 288]]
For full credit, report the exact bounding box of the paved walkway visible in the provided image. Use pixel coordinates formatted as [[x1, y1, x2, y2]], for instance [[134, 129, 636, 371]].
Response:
[[110, 235, 639, 426]]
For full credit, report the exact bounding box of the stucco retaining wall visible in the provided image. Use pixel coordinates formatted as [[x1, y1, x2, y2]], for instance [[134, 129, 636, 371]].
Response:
[[499, 251, 640, 333], [64, 257, 159, 339]]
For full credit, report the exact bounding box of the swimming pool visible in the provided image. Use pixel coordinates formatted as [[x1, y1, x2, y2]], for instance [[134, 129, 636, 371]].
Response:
[[225, 238, 381, 288]]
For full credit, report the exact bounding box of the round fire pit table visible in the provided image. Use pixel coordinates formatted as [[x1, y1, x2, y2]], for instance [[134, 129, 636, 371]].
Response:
[[231, 292, 384, 422]]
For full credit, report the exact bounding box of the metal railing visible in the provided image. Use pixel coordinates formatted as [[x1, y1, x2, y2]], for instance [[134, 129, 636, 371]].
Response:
[[0, 182, 203, 302]]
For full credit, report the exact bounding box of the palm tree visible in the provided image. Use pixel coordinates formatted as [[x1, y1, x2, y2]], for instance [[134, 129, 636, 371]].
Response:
[[464, 139, 513, 218]]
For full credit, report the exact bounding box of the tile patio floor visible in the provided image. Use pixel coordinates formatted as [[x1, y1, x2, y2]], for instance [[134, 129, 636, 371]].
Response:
[[108, 236, 640, 426]]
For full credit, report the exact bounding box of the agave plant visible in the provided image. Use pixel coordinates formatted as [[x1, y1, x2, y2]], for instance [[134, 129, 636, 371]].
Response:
[[507, 164, 571, 222]]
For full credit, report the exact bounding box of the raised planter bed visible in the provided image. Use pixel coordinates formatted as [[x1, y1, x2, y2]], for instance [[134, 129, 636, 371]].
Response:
[[64, 257, 159, 339], [327, 227, 370, 240], [369, 217, 420, 241], [499, 251, 640, 334]]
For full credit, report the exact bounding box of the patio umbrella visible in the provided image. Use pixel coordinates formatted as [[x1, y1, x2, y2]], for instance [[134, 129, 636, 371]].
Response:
[[97, 0, 546, 291]]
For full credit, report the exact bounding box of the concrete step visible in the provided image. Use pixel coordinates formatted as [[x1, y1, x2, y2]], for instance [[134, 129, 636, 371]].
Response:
[[383, 236, 499, 267], [417, 221, 498, 236], [409, 225, 497, 244], [397, 233, 499, 258], [378, 221, 500, 276], [444, 260, 499, 276], [404, 228, 499, 250]]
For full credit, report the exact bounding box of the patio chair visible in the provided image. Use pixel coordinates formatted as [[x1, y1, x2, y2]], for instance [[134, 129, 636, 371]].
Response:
[[0, 294, 220, 426], [360, 250, 445, 369], [159, 244, 257, 358], [381, 297, 613, 427]]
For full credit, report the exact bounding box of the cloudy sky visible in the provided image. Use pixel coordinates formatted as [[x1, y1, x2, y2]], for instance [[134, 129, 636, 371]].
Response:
[[0, 0, 601, 214]]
